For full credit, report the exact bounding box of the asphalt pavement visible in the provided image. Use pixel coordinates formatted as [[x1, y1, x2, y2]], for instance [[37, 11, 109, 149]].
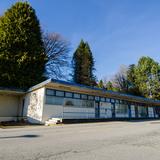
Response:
[[1, 120, 160, 160]]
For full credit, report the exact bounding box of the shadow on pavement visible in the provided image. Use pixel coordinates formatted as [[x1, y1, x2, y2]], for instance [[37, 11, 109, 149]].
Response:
[[0, 134, 40, 139]]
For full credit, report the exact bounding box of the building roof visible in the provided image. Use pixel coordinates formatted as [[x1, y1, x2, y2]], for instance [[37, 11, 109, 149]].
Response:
[[28, 79, 160, 106], [0, 79, 159, 105], [0, 87, 25, 95]]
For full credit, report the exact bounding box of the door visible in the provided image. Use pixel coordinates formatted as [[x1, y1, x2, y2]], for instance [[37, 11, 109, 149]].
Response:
[[95, 102, 100, 118], [135, 106, 138, 118], [155, 107, 160, 118]]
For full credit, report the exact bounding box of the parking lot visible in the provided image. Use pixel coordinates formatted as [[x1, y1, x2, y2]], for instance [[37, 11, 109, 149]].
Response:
[[1, 120, 160, 160]]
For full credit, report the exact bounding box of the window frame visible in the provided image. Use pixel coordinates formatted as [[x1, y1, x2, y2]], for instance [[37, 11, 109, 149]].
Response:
[[81, 94, 88, 100], [73, 93, 81, 99], [46, 89, 55, 96], [55, 90, 65, 97], [65, 92, 73, 98], [88, 95, 94, 100], [100, 97, 106, 102]]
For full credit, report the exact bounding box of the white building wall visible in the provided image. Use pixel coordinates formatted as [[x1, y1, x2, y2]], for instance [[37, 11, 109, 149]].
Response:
[[116, 113, 129, 118], [42, 98, 95, 121], [42, 104, 63, 122], [23, 88, 45, 124], [63, 107, 95, 119], [0, 94, 20, 122], [22, 86, 159, 124]]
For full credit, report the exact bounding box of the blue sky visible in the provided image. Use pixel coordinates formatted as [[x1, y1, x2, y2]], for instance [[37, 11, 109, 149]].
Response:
[[1, 0, 160, 80]]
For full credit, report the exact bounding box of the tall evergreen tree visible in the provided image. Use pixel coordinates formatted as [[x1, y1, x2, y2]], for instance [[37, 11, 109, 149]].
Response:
[[134, 56, 160, 99], [127, 64, 136, 85], [127, 64, 141, 96], [72, 40, 96, 86], [106, 81, 114, 90], [98, 79, 105, 89], [0, 2, 46, 88]]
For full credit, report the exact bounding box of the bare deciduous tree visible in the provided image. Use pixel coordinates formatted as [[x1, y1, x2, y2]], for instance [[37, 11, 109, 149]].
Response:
[[112, 65, 129, 92], [43, 32, 70, 79]]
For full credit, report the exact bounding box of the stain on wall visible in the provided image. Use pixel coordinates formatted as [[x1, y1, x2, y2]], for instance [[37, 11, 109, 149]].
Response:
[[26, 88, 44, 123]]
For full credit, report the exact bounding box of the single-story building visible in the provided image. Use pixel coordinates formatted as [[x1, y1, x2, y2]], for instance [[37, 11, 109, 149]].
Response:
[[0, 87, 24, 122], [0, 79, 160, 124]]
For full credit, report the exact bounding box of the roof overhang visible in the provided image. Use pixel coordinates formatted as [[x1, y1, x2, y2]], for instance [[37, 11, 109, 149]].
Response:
[[46, 80, 160, 106], [27, 79, 160, 106], [0, 87, 25, 96]]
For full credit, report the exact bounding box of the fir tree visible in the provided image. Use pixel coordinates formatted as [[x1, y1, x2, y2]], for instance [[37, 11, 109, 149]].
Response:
[[0, 2, 46, 88], [72, 40, 96, 86], [127, 64, 141, 96], [106, 81, 114, 90], [98, 80, 105, 89]]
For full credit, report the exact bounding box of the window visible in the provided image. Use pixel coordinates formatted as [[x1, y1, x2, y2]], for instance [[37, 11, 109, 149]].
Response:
[[46, 89, 54, 96], [82, 100, 94, 108], [148, 107, 154, 117], [138, 106, 148, 117], [88, 95, 94, 100], [81, 94, 88, 100], [95, 96, 100, 101], [115, 99, 120, 104], [123, 101, 128, 104], [100, 97, 105, 102], [130, 105, 136, 117], [64, 98, 81, 107], [46, 96, 64, 105], [65, 92, 73, 98], [106, 98, 110, 102], [56, 91, 64, 97], [120, 100, 125, 104], [119, 100, 123, 104], [64, 99, 74, 106], [100, 102, 112, 108], [74, 99, 82, 106], [115, 104, 128, 114], [111, 99, 115, 103], [86, 100, 94, 108], [64, 98, 94, 108], [73, 93, 80, 99]]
